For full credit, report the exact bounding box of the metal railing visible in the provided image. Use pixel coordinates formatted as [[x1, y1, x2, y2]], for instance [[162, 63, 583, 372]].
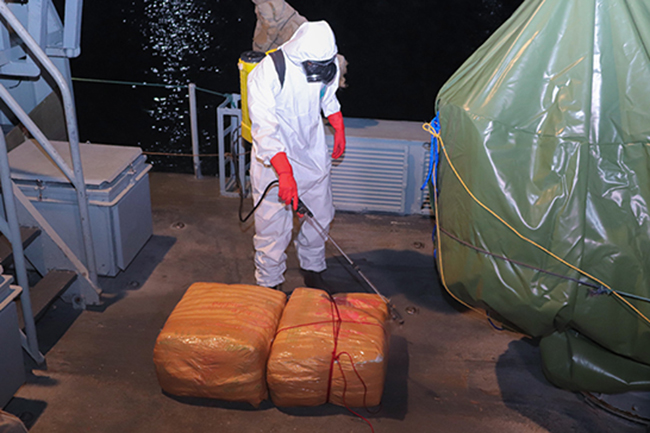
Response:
[[0, 130, 42, 363], [71, 77, 232, 181], [0, 1, 97, 362], [0, 1, 97, 284], [217, 94, 247, 198]]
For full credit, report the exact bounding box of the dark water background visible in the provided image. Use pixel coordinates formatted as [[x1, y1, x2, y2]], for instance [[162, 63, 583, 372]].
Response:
[[70, 0, 524, 174]]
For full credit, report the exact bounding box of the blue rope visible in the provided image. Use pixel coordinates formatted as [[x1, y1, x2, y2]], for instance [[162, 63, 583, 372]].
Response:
[[421, 112, 441, 190], [486, 311, 505, 331], [425, 113, 441, 260]]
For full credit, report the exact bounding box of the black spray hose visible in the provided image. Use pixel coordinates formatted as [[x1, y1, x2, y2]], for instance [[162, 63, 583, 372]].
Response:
[[239, 180, 278, 223], [239, 180, 311, 222], [239, 181, 403, 324]]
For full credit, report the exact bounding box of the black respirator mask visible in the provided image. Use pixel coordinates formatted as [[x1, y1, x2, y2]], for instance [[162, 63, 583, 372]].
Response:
[[302, 57, 337, 84]]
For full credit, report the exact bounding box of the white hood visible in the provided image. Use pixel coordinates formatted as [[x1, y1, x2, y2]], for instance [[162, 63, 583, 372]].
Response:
[[282, 21, 338, 65]]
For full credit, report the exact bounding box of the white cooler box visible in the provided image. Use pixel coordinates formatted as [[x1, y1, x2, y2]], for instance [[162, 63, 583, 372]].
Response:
[[8, 140, 153, 276]]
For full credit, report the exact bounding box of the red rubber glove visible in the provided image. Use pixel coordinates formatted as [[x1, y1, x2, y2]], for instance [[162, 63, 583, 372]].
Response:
[[270, 152, 298, 211], [328, 111, 346, 159]]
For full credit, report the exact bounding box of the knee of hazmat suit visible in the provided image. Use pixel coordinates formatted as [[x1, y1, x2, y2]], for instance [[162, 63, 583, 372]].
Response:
[[248, 21, 341, 287]]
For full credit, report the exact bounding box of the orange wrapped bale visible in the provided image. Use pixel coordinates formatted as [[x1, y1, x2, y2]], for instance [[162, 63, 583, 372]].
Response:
[[267, 288, 389, 408], [153, 283, 286, 407], [328, 293, 390, 408]]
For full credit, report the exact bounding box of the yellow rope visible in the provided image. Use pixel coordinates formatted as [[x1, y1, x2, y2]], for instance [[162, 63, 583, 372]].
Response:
[[423, 122, 650, 327]]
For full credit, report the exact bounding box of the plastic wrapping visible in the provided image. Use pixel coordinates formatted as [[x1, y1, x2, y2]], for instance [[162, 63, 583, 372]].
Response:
[[540, 331, 650, 393], [153, 283, 286, 407], [0, 411, 28, 433], [434, 0, 650, 391], [267, 288, 389, 407]]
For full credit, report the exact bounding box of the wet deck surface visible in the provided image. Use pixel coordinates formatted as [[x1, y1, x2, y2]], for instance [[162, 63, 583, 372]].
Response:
[[5, 172, 645, 432]]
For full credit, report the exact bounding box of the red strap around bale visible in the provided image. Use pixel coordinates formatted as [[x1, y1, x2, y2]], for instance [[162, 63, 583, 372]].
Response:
[[273, 293, 381, 433]]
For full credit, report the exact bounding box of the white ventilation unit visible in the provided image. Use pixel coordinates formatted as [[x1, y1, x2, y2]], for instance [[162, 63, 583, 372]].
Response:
[[326, 118, 432, 215]]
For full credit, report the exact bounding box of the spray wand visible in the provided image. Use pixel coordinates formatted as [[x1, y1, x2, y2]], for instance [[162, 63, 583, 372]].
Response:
[[241, 180, 404, 324], [296, 199, 405, 325]]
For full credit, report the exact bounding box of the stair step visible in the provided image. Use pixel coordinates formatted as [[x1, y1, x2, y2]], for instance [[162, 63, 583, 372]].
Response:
[[17, 270, 77, 328], [0, 227, 41, 267]]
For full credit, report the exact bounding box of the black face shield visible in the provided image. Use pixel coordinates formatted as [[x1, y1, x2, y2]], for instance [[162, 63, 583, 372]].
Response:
[[302, 57, 337, 84]]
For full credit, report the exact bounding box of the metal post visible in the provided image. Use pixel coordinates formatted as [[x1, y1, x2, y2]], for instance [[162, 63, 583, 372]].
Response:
[[63, 0, 83, 57], [217, 95, 247, 197], [217, 102, 226, 192], [232, 94, 248, 197], [0, 125, 44, 364], [0, 1, 97, 285], [189, 83, 202, 179]]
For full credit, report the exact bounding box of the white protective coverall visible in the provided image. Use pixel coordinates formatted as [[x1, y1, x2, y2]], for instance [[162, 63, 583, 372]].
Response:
[[248, 21, 341, 288]]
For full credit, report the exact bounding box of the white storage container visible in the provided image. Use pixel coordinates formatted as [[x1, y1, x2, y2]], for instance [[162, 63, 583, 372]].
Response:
[[8, 140, 153, 276]]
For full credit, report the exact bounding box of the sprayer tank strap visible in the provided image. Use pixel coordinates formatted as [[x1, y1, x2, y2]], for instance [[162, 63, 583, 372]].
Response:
[[269, 49, 286, 88]]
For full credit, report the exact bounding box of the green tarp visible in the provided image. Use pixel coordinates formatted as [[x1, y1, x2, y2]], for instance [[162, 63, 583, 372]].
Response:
[[434, 0, 650, 393]]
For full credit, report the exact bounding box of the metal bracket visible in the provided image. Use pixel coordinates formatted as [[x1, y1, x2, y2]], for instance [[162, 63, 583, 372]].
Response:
[[217, 94, 249, 198]]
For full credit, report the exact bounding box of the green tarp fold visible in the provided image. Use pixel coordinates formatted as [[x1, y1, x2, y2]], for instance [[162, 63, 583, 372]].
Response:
[[434, 0, 650, 392]]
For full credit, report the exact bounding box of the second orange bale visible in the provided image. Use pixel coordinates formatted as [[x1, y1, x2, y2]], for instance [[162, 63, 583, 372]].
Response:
[[267, 288, 390, 407]]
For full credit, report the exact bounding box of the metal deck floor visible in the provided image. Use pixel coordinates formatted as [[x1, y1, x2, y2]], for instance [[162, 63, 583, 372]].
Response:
[[5, 172, 645, 433]]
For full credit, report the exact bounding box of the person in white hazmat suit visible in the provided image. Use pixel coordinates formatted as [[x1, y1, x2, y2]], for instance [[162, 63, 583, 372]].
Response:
[[247, 21, 346, 291]]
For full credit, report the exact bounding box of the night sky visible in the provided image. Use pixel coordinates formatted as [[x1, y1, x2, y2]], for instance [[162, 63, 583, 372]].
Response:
[[70, 0, 524, 173]]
